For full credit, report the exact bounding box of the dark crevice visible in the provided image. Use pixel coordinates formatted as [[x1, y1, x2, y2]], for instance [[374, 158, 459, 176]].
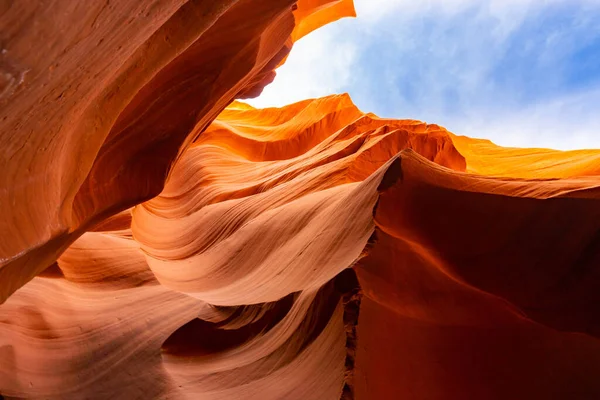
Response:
[[37, 262, 64, 279], [161, 293, 295, 356], [377, 156, 403, 192], [293, 279, 344, 353], [161, 269, 363, 398], [335, 268, 362, 400]]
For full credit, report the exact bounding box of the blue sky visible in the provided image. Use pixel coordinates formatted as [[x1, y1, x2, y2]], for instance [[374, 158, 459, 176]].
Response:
[[248, 0, 600, 150]]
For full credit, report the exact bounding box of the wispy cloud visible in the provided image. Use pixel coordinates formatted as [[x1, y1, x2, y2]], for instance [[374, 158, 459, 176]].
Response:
[[247, 0, 600, 150], [250, 25, 357, 107]]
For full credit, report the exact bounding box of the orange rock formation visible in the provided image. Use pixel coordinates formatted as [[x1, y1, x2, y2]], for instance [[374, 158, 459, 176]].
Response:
[[0, 0, 355, 303], [1, 1, 600, 399]]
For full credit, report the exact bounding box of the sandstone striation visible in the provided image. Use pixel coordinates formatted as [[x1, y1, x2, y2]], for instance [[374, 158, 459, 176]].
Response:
[[1, 1, 600, 399], [0, 0, 355, 303]]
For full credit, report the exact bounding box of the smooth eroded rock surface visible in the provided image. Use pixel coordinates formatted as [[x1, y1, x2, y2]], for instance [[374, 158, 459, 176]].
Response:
[[2, 1, 600, 399]]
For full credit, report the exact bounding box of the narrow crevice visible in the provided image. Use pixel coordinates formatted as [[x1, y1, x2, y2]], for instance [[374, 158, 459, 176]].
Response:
[[161, 293, 295, 357], [334, 268, 362, 400], [377, 156, 403, 192]]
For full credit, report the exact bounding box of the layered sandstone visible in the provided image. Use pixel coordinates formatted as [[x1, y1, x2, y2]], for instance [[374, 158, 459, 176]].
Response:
[[2, 93, 599, 399], [2, 1, 600, 399], [0, 0, 355, 303]]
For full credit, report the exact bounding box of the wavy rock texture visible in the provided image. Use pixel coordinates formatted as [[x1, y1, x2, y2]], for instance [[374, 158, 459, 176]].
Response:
[[0, 0, 355, 304], [2, 92, 599, 399], [2, 1, 600, 399], [355, 153, 600, 399]]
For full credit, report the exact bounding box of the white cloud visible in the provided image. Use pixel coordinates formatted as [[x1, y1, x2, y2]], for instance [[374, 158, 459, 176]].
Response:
[[248, 24, 357, 108], [246, 0, 600, 150], [450, 87, 600, 150], [355, 0, 597, 21]]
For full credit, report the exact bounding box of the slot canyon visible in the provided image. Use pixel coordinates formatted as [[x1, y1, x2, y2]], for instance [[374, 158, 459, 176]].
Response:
[[1, 1, 600, 399]]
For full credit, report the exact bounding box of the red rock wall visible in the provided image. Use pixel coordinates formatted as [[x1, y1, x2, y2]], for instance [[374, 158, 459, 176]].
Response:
[[0, 0, 355, 303], [1, 1, 600, 399]]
